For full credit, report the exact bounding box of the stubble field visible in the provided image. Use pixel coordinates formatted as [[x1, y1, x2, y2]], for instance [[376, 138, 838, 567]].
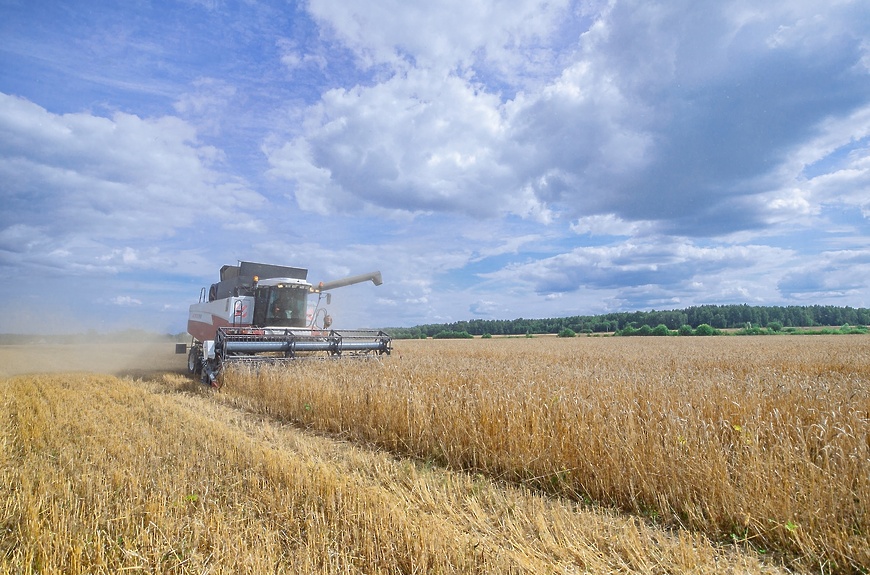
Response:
[[1, 335, 868, 574]]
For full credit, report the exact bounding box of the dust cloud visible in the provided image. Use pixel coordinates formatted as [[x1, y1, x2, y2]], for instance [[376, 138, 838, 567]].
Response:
[[0, 341, 188, 379]]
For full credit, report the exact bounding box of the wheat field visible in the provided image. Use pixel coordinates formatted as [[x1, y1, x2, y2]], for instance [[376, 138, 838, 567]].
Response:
[[2, 335, 868, 573]]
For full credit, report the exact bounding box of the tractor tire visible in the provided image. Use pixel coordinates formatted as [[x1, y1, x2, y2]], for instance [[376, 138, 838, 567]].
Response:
[[188, 346, 202, 375]]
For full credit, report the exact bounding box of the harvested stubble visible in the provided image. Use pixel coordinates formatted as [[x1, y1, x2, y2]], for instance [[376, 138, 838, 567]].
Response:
[[219, 335, 870, 574], [2, 370, 786, 574]]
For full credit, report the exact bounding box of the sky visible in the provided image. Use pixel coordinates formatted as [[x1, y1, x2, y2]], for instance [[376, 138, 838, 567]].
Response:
[[1, 0, 869, 334]]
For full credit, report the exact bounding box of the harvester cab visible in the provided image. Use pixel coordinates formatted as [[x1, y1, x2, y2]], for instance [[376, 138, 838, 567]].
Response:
[[178, 261, 391, 386], [253, 279, 310, 328]]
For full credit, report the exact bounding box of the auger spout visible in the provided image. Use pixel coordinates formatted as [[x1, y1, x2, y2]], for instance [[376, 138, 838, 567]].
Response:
[[315, 271, 383, 292]]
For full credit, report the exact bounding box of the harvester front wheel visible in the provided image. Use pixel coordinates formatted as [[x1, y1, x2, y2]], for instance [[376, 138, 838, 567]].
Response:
[[188, 346, 203, 375]]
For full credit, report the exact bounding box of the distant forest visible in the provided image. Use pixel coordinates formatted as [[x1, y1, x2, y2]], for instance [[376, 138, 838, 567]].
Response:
[[386, 304, 870, 339]]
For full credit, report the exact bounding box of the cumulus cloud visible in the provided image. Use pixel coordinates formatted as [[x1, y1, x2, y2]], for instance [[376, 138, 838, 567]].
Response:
[[570, 214, 655, 237], [276, 38, 329, 72], [269, 0, 870, 242], [267, 69, 543, 219], [2, 0, 868, 333], [173, 77, 237, 135], [469, 300, 501, 316], [260, 0, 869, 322], [0, 224, 53, 255], [788, 105, 870, 212], [307, 0, 573, 78], [112, 295, 143, 306], [779, 249, 870, 300], [486, 239, 794, 298], [539, 0, 870, 234], [0, 93, 265, 273]]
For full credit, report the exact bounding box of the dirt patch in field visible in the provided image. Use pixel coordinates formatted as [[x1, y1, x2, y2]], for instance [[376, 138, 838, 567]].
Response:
[[0, 341, 188, 379]]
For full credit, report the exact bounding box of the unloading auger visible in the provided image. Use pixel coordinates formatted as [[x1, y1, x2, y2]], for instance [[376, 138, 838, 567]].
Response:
[[176, 261, 391, 386]]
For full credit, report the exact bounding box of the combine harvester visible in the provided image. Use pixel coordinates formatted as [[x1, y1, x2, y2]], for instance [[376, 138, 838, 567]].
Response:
[[177, 261, 391, 386]]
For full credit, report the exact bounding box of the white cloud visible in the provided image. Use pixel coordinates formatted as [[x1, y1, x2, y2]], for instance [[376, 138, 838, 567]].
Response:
[[570, 214, 655, 237], [276, 38, 328, 72], [471, 234, 543, 260], [0, 93, 267, 274], [173, 77, 237, 135], [793, 110, 870, 214], [0, 224, 52, 255], [469, 300, 502, 315], [307, 0, 573, 78], [259, 0, 870, 324], [779, 249, 870, 300], [275, 0, 870, 238], [2, 0, 869, 334], [485, 239, 795, 300], [267, 69, 546, 219], [112, 295, 143, 306]]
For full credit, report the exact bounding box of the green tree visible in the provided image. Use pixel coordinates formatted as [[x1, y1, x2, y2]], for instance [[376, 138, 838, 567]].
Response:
[[651, 324, 671, 336], [433, 330, 473, 339], [694, 324, 715, 336]]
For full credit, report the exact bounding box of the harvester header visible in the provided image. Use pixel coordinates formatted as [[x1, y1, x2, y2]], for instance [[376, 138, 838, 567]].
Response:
[[178, 261, 391, 386]]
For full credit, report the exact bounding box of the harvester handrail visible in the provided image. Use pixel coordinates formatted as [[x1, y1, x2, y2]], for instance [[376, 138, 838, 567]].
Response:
[[232, 299, 245, 327]]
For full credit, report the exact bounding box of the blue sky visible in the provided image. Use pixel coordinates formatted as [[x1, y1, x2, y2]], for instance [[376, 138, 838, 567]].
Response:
[[1, 0, 869, 334]]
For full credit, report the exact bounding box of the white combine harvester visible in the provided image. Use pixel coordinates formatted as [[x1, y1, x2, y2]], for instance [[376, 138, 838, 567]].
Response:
[[177, 261, 391, 386]]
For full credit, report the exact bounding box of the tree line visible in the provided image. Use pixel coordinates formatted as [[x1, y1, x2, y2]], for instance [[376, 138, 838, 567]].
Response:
[[386, 304, 870, 339]]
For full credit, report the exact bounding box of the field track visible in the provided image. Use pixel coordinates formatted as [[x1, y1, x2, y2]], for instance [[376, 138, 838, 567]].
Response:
[[1, 336, 868, 574]]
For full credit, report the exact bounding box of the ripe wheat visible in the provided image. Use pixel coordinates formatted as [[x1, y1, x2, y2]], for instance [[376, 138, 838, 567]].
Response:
[[2, 368, 791, 574], [219, 335, 870, 573]]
